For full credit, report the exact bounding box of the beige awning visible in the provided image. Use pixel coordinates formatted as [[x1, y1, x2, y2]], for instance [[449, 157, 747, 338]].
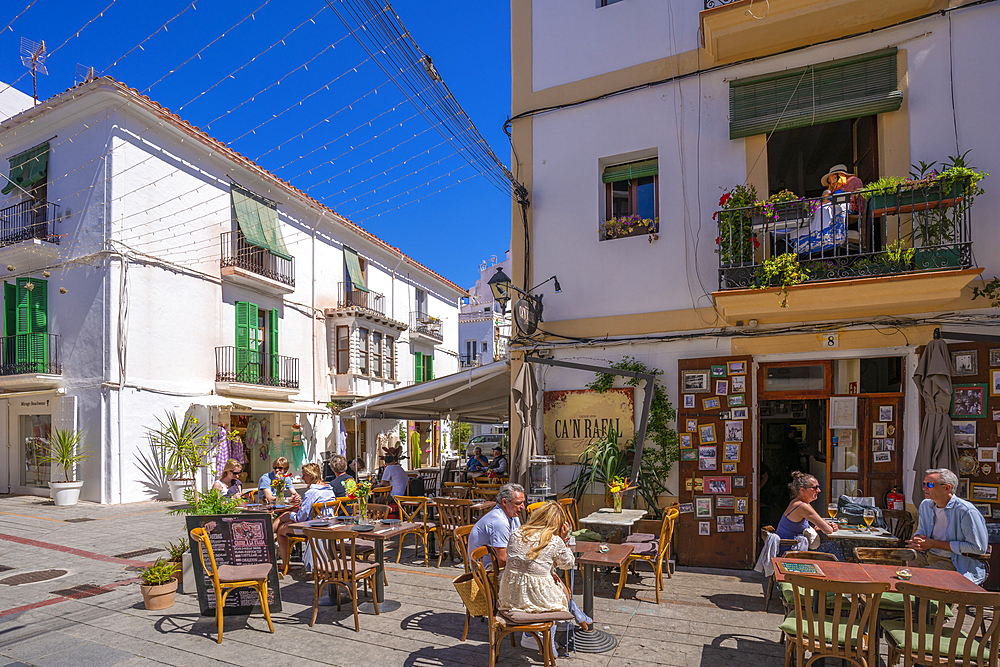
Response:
[[229, 398, 331, 414], [339, 360, 510, 424]]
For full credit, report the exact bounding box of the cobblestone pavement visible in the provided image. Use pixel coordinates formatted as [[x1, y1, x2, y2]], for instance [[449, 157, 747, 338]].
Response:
[[0, 494, 789, 667]]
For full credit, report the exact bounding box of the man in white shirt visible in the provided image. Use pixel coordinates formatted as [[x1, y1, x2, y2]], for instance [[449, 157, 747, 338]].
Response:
[[467, 483, 525, 569], [378, 452, 409, 497]]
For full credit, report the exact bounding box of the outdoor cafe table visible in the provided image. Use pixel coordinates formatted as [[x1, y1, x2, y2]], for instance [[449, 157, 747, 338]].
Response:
[[290, 520, 421, 613], [580, 508, 647, 541], [824, 525, 901, 560], [771, 556, 986, 592], [570, 540, 635, 653]]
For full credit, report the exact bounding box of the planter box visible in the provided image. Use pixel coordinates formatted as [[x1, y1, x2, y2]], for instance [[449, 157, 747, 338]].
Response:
[[871, 180, 966, 217]]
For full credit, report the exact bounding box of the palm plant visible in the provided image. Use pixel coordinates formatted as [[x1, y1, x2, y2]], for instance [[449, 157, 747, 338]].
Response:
[[40, 428, 88, 482], [148, 411, 213, 481], [565, 427, 634, 505]]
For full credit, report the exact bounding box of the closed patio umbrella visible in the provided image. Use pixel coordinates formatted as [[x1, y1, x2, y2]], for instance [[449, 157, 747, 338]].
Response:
[[509, 361, 538, 492], [911, 338, 958, 504]]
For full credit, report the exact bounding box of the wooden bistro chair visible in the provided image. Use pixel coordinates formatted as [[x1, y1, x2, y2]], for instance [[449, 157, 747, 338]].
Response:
[[281, 500, 340, 577], [883, 509, 916, 543], [190, 527, 274, 643], [761, 525, 799, 610], [443, 482, 472, 499], [371, 485, 394, 506], [453, 524, 479, 641], [394, 495, 437, 567], [615, 504, 680, 604], [303, 527, 380, 632], [472, 484, 503, 501], [469, 545, 572, 667], [853, 547, 917, 566], [884, 582, 1000, 667], [557, 497, 580, 531], [780, 573, 889, 667], [435, 497, 473, 567]]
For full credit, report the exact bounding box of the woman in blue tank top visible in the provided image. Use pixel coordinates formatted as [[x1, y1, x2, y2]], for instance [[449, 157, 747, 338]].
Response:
[[777, 471, 840, 556]]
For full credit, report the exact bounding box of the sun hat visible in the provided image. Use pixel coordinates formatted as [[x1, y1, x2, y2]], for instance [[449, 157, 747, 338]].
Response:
[[821, 164, 854, 187]]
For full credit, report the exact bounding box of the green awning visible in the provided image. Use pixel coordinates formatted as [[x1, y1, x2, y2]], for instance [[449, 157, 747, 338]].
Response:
[[2, 142, 49, 195], [602, 158, 658, 184], [231, 184, 291, 261], [729, 47, 902, 140], [344, 246, 369, 292]]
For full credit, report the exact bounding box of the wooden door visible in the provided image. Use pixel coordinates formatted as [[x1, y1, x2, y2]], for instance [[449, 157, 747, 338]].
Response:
[[827, 394, 903, 504], [676, 355, 755, 569]]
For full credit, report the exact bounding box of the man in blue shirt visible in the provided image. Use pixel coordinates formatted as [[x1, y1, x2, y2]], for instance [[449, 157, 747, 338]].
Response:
[[467, 482, 525, 569], [907, 468, 988, 584], [466, 447, 488, 478], [257, 456, 299, 504]]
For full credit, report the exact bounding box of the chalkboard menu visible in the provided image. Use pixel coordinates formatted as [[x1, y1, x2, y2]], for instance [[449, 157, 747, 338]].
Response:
[[186, 513, 282, 616]]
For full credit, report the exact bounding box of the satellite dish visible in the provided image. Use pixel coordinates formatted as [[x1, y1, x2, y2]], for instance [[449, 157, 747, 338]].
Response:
[[513, 298, 541, 336]]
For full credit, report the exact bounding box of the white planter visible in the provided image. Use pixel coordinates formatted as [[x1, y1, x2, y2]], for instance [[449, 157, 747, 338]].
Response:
[[49, 480, 84, 506], [167, 479, 193, 502]]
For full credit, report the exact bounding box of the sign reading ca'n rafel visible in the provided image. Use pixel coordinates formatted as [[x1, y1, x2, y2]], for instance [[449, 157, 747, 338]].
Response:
[[542, 388, 635, 464]]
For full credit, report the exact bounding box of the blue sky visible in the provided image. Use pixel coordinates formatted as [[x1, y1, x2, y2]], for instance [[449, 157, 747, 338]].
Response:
[[0, 0, 513, 288]]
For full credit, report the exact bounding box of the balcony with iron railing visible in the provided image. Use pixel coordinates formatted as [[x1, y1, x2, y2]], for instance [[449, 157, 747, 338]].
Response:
[[0, 333, 62, 390], [336, 282, 386, 316], [410, 311, 443, 343], [713, 180, 981, 322], [459, 354, 481, 368], [220, 231, 295, 293], [215, 346, 299, 397], [0, 200, 60, 247]]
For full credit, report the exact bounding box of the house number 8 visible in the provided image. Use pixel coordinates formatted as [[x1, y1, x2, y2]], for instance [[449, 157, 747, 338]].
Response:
[[824, 334, 839, 348]]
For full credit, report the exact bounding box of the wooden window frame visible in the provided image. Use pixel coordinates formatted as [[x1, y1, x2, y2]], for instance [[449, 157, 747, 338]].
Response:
[[757, 360, 833, 399], [358, 327, 369, 376], [372, 331, 382, 378], [336, 325, 350, 374], [385, 335, 395, 380]]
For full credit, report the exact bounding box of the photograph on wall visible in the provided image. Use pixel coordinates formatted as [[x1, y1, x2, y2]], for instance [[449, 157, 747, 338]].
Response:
[[728, 394, 746, 407], [872, 439, 885, 452], [678, 503, 694, 514], [711, 365, 727, 378], [873, 451, 891, 463], [972, 484, 1000, 502], [731, 375, 746, 392], [704, 476, 732, 494], [992, 349, 1000, 367], [684, 394, 695, 409], [728, 361, 746, 375], [724, 420, 744, 442], [716, 515, 733, 533], [733, 475, 746, 489], [953, 384, 987, 418], [731, 407, 748, 420], [680, 448, 697, 461], [698, 521, 711, 535], [680, 433, 693, 448], [699, 456, 717, 471], [978, 447, 998, 463], [683, 371, 711, 393], [730, 515, 745, 532], [992, 370, 1000, 397], [878, 405, 893, 422], [715, 380, 729, 396], [735, 497, 748, 514], [703, 397, 721, 410], [976, 504, 992, 516], [952, 350, 978, 377], [883, 438, 895, 451], [959, 477, 969, 499], [954, 420, 977, 448], [695, 496, 713, 518], [722, 463, 736, 473], [723, 442, 740, 463], [716, 495, 735, 509], [686, 418, 698, 432], [699, 424, 717, 444], [873, 422, 887, 438], [829, 396, 858, 429]]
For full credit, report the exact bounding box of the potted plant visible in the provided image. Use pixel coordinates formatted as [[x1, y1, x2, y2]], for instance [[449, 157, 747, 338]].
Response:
[[169, 487, 243, 517], [755, 253, 810, 308], [565, 427, 634, 507], [41, 428, 89, 506], [601, 214, 659, 241], [139, 558, 178, 610], [715, 184, 761, 268], [766, 189, 804, 222], [148, 412, 216, 501]]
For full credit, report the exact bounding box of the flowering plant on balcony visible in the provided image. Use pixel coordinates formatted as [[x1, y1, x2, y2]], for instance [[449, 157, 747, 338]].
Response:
[[602, 214, 659, 241], [714, 184, 761, 266]]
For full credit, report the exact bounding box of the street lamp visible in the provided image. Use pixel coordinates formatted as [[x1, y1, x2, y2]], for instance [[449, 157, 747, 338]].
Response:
[[487, 266, 512, 312]]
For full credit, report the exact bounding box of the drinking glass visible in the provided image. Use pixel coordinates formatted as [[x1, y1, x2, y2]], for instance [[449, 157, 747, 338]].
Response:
[[863, 508, 875, 529], [827, 503, 838, 519]]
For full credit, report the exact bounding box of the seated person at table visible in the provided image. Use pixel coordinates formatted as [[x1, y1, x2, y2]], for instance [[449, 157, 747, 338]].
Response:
[[498, 501, 591, 631], [258, 457, 299, 504], [487, 445, 508, 476], [466, 447, 489, 476], [777, 471, 839, 556], [329, 455, 353, 501], [907, 468, 988, 584], [377, 451, 409, 497], [348, 457, 364, 480], [212, 459, 243, 496], [276, 463, 336, 574], [468, 483, 525, 569]]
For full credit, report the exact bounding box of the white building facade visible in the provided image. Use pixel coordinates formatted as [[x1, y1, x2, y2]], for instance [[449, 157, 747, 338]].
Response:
[[0, 77, 462, 504]]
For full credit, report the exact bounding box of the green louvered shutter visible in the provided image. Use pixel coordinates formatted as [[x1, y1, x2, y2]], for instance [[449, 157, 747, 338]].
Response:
[[231, 184, 291, 261], [344, 246, 369, 293], [602, 158, 658, 183], [414, 351, 423, 384], [268, 309, 279, 383], [425, 354, 433, 381], [14, 278, 46, 371], [4, 282, 15, 366], [729, 48, 901, 140], [235, 301, 251, 382], [2, 143, 49, 195]]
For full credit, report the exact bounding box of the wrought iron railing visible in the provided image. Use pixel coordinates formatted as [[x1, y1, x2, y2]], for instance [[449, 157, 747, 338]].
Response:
[[410, 311, 443, 342], [0, 200, 60, 246], [704, 0, 739, 8], [220, 231, 295, 288], [336, 282, 386, 315], [215, 346, 299, 389], [459, 354, 481, 368], [716, 181, 974, 290], [0, 333, 61, 376]]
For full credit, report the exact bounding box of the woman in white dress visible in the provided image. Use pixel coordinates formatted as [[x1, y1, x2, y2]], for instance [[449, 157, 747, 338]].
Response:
[[498, 501, 590, 630]]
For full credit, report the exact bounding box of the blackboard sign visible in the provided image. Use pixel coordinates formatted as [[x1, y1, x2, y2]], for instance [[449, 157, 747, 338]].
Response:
[[186, 513, 282, 616]]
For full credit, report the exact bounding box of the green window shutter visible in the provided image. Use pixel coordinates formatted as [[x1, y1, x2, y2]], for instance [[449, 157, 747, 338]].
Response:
[[14, 278, 46, 370], [344, 246, 369, 292], [2, 142, 49, 195], [602, 158, 658, 184], [235, 301, 260, 382], [729, 47, 901, 140], [268, 309, 279, 380], [4, 282, 14, 337], [425, 354, 433, 381], [230, 184, 291, 261], [414, 351, 423, 384]]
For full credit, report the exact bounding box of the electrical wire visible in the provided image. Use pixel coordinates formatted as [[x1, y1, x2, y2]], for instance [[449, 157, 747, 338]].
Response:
[[1, 0, 40, 35]]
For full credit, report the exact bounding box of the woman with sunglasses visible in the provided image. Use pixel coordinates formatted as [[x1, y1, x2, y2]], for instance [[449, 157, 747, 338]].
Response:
[[777, 471, 839, 555]]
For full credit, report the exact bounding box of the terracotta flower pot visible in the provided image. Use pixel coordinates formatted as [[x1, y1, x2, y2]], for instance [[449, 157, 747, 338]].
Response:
[[141, 577, 178, 610]]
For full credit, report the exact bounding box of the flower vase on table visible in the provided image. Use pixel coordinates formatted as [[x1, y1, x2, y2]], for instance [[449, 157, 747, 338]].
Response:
[[608, 476, 629, 513], [356, 497, 367, 523], [612, 491, 623, 513], [345, 478, 372, 524]]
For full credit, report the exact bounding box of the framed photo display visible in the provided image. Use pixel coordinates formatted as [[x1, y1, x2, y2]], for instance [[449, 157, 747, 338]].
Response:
[[682, 370, 710, 393], [829, 396, 858, 429], [953, 384, 987, 418], [952, 350, 978, 377]]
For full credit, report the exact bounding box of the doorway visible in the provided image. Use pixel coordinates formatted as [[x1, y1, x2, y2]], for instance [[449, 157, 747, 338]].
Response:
[[758, 399, 828, 529]]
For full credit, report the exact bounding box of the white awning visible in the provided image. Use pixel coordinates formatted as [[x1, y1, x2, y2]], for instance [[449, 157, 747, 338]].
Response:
[[229, 398, 331, 414], [339, 360, 510, 424]]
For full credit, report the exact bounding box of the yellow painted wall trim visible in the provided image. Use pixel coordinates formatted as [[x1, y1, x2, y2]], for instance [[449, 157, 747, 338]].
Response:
[[731, 325, 940, 356], [536, 307, 728, 340]]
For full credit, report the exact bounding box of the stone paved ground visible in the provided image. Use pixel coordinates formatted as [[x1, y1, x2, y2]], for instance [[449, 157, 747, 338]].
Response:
[[0, 494, 791, 667]]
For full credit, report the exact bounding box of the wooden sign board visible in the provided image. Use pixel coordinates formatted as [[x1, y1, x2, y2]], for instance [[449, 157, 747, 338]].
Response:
[[543, 388, 634, 464], [186, 513, 282, 616]]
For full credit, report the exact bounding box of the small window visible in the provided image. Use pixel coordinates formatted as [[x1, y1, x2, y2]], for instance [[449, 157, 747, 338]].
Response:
[[602, 158, 658, 241], [358, 328, 369, 375], [336, 326, 350, 374], [415, 289, 427, 318], [385, 336, 395, 380], [372, 332, 383, 378]]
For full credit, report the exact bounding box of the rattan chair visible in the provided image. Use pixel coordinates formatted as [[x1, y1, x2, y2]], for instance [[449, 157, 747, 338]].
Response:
[[303, 527, 380, 631], [190, 527, 274, 643], [615, 504, 679, 604]]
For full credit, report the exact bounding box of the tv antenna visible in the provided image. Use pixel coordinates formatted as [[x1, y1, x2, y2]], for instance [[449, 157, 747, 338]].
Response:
[[75, 64, 95, 86], [19, 37, 48, 104]]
